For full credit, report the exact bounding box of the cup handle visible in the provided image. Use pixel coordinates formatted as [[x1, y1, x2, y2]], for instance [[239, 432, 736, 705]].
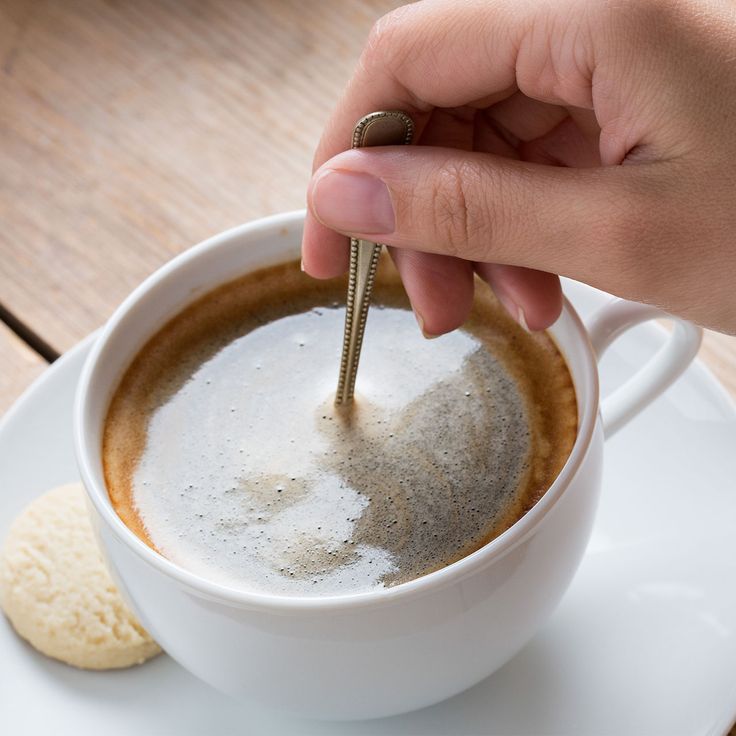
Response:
[[585, 299, 702, 439]]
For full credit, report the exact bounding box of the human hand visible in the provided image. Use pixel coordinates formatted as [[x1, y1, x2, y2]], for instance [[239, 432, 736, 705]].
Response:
[[301, 0, 736, 335]]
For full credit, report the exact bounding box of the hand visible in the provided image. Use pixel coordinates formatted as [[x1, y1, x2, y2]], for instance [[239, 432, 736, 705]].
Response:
[[301, 0, 736, 335]]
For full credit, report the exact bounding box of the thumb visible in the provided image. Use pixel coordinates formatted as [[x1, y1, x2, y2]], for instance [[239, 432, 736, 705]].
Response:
[[307, 146, 649, 288]]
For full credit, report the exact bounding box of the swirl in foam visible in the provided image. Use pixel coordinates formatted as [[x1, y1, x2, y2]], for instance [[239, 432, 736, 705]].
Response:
[[104, 260, 577, 596]]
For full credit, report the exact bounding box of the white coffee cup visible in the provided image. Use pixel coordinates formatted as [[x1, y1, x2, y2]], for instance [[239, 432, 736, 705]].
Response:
[[74, 210, 702, 720]]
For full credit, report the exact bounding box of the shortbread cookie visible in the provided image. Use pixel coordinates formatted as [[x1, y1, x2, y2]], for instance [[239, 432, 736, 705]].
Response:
[[0, 483, 160, 669]]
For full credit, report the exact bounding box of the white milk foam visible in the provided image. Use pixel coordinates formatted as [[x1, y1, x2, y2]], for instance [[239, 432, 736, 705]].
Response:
[[133, 306, 530, 595]]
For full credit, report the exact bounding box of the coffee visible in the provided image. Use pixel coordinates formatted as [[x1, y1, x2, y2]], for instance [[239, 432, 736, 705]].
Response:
[[103, 258, 577, 596]]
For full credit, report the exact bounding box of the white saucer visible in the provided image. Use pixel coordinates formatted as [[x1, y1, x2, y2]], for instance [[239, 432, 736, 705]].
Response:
[[2, 281, 736, 735]]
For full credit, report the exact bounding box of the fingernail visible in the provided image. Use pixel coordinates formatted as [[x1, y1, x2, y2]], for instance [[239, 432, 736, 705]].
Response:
[[517, 306, 531, 333], [310, 169, 395, 234], [415, 310, 440, 340], [300, 258, 306, 272], [496, 292, 531, 332]]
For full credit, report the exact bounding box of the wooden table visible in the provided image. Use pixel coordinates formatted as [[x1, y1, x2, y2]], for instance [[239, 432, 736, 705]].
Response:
[[1, 0, 735, 730]]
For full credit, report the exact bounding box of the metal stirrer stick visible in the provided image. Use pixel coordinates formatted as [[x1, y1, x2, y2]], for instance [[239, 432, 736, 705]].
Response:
[[334, 111, 414, 405]]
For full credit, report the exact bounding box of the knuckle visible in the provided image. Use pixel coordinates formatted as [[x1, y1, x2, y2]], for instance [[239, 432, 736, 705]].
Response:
[[428, 160, 494, 260], [587, 177, 664, 293]]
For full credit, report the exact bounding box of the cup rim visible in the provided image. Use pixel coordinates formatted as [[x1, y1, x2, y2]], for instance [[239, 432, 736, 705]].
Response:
[[74, 209, 600, 612]]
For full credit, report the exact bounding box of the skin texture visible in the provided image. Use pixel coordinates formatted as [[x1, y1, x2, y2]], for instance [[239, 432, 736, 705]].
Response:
[[302, 0, 736, 335]]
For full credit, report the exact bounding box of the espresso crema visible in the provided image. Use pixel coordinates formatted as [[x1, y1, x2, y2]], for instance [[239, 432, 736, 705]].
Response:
[[104, 259, 577, 595]]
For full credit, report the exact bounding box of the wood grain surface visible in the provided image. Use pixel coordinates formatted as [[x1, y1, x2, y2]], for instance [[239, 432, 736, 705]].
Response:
[[0, 0, 401, 352], [0, 2, 735, 729]]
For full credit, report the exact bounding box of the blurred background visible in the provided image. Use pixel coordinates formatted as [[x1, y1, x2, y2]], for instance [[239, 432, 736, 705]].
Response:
[[0, 0, 400, 411]]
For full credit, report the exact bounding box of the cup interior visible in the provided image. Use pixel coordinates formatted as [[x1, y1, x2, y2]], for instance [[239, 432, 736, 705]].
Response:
[[74, 210, 600, 609]]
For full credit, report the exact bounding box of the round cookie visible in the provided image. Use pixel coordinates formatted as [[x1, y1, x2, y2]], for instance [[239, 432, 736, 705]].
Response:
[[0, 483, 160, 670]]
